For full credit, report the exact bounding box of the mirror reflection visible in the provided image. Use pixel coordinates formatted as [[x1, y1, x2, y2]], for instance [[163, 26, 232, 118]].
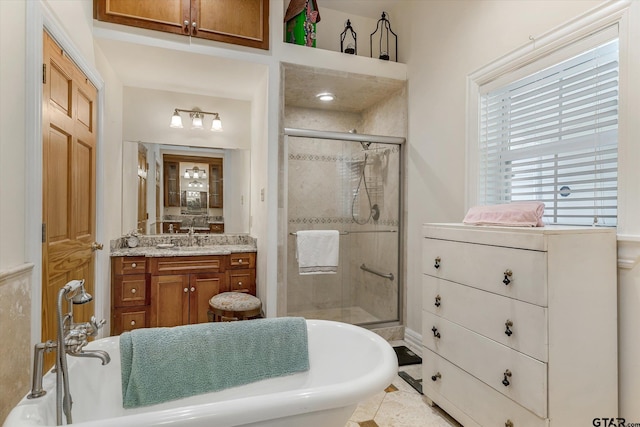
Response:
[[122, 142, 250, 235]]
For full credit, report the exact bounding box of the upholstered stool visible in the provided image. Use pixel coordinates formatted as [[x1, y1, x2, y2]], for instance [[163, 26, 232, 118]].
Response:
[[208, 292, 262, 322]]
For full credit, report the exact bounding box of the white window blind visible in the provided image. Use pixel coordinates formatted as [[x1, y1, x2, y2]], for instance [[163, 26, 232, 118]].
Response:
[[478, 37, 619, 226]]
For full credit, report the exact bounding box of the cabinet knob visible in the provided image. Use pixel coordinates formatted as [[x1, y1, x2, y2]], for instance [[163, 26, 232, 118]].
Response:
[[239, 259, 243, 264], [505, 421, 514, 427], [238, 282, 243, 286], [131, 288, 136, 294], [505, 320, 513, 336], [434, 295, 441, 307], [431, 326, 441, 339], [130, 320, 136, 326], [190, 287, 195, 292], [434, 256, 441, 269], [503, 269, 513, 285], [192, 21, 197, 28], [502, 369, 512, 386], [131, 262, 137, 268], [184, 288, 188, 293], [431, 372, 441, 381]]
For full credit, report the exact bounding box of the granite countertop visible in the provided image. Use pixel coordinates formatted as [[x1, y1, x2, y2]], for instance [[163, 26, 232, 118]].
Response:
[[110, 244, 256, 257]]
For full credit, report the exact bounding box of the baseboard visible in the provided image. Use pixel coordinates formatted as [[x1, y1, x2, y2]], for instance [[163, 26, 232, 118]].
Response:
[[403, 327, 422, 357]]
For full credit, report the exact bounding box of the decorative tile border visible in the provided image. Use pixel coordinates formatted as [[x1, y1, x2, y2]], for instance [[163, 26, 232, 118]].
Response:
[[288, 216, 399, 227]]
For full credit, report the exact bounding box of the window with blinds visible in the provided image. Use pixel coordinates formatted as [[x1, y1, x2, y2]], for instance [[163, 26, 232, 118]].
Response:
[[478, 38, 619, 226]]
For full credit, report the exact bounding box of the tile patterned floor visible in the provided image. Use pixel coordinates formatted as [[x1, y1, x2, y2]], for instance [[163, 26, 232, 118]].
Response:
[[345, 341, 462, 427]]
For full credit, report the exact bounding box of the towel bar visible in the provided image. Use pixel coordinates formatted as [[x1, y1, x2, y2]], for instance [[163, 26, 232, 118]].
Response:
[[360, 263, 394, 280]]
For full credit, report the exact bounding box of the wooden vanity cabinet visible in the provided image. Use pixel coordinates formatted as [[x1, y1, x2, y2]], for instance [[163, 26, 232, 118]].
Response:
[[111, 252, 257, 334], [111, 257, 150, 335], [94, 0, 269, 50]]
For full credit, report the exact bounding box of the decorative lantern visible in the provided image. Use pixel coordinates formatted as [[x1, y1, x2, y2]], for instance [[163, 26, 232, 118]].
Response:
[[284, 0, 321, 48], [340, 19, 357, 55], [370, 11, 397, 61]]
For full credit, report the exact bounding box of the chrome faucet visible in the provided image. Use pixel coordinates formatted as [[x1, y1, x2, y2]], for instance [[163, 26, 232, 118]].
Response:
[[188, 226, 195, 246], [27, 280, 109, 426]]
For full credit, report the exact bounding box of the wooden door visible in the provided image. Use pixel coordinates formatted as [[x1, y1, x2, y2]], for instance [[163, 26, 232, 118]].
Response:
[[42, 32, 98, 369], [189, 273, 225, 324], [150, 274, 190, 327], [137, 144, 148, 233], [194, 0, 269, 49]]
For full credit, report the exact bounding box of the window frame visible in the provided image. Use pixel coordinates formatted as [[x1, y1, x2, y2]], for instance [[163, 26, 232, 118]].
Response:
[[466, 1, 632, 230]]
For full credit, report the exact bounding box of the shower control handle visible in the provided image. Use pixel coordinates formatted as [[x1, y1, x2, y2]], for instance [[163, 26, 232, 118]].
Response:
[[434, 257, 441, 269]]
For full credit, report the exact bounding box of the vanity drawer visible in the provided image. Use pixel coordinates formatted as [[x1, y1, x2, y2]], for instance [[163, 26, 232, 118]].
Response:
[[113, 274, 149, 307], [422, 238, 548, 306], [150, 256, 223, 274], [112, 256, 147, 275], [423, 311, 547, 417], [228, 269, 256, 294], [422, 348, 547, 427], [228, 252, 255, 269], [112, 307, 149, 334], [423, 275, 548, 362]]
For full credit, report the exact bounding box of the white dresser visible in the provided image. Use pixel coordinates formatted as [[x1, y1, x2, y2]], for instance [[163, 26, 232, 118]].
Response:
[[421, 223, 618, 427]]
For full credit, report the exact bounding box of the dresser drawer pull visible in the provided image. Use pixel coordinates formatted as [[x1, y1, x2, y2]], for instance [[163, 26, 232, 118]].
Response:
[[130, 320, 136, 326], [502, 369, 512, 386], [131, 262, 137, 268], [505, 420, 514, 427], [431, 372, 441, 381], [434, 295, 441, 307], [505, 319, 513, 336], [431, 326, 441, 339], [131, 288, 136, 294], [434, 257, 441, 269], [503, 269, 513, 285]]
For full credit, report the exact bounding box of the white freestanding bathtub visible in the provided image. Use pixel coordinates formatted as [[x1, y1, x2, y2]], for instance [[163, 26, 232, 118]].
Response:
[[4, 319, 397, 427]]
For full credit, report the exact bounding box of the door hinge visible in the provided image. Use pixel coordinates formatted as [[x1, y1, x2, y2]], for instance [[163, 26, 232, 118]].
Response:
[[42, 64, 46, 84], [42, 223, 46, 243]]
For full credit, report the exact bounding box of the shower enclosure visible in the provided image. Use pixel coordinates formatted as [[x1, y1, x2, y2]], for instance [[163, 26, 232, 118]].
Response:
[[284, 128, 404, 327]]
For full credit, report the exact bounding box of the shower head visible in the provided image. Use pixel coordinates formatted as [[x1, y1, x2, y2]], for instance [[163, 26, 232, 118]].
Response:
[[64, 279, 93, 305], [360, 141, 372, 150]]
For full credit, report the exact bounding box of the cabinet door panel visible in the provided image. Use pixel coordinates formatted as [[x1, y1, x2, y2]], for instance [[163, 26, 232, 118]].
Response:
[[95, 0, 190, 35], [151, 274, 190, 327], [190, 273, 225, 324], [194, 0, 269, 49]]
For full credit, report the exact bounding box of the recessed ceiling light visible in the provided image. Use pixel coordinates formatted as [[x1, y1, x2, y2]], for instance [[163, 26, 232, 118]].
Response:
[[316, 92, 335, 102]]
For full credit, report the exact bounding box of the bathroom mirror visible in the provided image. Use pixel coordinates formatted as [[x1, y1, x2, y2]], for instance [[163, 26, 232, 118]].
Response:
[[122, 141, 250, 235]]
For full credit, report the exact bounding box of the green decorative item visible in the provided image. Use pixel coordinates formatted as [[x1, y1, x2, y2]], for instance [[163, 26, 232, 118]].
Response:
[[284, 0, 321, 47]]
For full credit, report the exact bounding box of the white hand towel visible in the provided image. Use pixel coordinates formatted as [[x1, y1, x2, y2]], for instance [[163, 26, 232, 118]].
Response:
[[295, 230, 340, 275]]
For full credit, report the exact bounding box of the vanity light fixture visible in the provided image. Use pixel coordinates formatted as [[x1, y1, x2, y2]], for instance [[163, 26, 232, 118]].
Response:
[[170, 108, 223, 131], [316, 92, 335, 102], [184, 166, 206, 179]]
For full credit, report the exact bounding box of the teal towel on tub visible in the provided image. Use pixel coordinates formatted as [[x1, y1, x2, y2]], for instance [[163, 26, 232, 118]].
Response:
[[120, 317, 309, 408]]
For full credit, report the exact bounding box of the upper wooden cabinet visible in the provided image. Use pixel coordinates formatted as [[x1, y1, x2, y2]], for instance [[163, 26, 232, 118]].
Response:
[[94, 0, 269, 50]]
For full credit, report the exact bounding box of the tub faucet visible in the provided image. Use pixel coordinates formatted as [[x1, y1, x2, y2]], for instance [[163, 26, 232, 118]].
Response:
[[188, 226, 194, 246], [27, 280, 109, 426]]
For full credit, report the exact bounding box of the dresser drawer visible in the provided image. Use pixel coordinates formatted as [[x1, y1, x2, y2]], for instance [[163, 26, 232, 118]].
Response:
[[423, 238, 548, 306], [423, 275, 548, 362], [112, 256, 147, 275], [422, 348, 547, 427], [423, 311, 547, 417], [111, 307, 149, 334], [149, 256, 223, 274], [112, 274, 149, 307]]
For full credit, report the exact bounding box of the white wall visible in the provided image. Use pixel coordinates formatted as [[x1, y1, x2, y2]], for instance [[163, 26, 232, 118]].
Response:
[[403, 0, 640, 419]]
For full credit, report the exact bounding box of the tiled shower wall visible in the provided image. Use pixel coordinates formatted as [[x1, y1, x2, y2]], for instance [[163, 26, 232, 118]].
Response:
[[284, 86, 406, 323]]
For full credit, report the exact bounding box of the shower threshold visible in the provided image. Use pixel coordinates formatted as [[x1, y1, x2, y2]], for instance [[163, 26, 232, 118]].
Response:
[[288, 306, 380, 324]]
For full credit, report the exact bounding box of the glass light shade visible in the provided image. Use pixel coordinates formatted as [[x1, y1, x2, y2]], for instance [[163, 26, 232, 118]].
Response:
[[211, 116, 223, 131], [191, 113, 204, 129], [184, 171, 190, 179], [170, 111, 183, 128], [193, 171, 199, 179]]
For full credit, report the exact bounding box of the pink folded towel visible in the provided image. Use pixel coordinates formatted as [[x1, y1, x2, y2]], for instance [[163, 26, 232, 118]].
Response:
[[463, 202, 545, 227]]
